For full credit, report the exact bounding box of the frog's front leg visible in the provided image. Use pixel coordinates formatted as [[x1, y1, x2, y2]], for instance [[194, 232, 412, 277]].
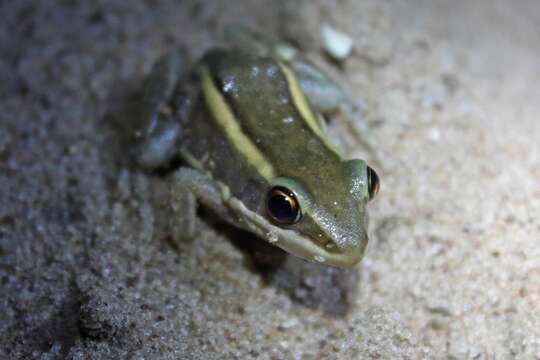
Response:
[[171, 167, 289, 266], [169, 167, 230, 244], [131, 50, 186, 169], [169, 169, 197, 244]]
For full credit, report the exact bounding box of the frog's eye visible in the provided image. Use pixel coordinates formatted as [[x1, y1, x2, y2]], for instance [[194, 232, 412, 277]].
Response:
[[266, 186, 302, 225], [367, 166, 380, 201]]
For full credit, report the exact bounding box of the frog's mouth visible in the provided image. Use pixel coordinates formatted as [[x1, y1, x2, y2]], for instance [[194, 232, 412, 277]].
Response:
[[227, 196, 366, 267], [267, 225, 366, 268]]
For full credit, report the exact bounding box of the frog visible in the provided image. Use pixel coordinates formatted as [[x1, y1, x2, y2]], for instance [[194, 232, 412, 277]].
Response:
[[128, 27, 380, 268]]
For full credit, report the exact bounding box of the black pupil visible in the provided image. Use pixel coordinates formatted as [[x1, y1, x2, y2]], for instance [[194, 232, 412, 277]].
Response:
[[267, 189, 298, 224]]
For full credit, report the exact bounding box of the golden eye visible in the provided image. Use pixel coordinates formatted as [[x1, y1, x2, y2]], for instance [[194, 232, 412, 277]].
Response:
[[367, 166, 380, 201], [266, 186, 302, 225]]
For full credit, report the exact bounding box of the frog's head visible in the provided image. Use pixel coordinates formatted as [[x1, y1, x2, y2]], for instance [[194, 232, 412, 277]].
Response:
[[261, 159, 379, 267]]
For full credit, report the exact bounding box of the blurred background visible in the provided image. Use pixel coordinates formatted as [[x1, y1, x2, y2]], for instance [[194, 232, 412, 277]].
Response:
[[1, 1, 539, 358]]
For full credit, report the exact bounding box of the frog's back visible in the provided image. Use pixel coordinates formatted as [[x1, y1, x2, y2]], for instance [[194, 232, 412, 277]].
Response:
[[180, 50, 347, 210]]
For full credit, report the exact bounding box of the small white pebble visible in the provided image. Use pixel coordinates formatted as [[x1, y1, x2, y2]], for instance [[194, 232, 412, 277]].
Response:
[[314, 255, 325, 263], [429, 128, 441, 142], [321, 23, 354, 60]]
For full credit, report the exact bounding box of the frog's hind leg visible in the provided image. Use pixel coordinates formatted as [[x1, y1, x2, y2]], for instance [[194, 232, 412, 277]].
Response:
[[130, 49, 186, 170], [291, 59, 383, 168], [335, 102, 383, 169]]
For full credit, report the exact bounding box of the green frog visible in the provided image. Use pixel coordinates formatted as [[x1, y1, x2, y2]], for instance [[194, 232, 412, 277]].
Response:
[[128, 27, 379, 267]]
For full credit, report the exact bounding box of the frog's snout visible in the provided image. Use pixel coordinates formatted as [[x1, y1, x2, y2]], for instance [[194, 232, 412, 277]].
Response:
[[311, 227, 368, 267]]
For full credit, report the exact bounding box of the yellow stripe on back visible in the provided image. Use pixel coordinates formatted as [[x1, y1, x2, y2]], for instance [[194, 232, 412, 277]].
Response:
[[199, 68, 276, 180], [278, 62, 342, 156]]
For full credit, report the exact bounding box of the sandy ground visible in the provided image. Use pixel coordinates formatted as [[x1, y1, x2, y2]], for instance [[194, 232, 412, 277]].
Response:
[[1, 0, 540, 359]]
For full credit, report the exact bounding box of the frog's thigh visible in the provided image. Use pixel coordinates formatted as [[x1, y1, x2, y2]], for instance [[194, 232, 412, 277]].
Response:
[[293, 63, 382, 166], [133, 50, 184, 169], [170, 167, 229, 242], [291, 61, 348, 113]]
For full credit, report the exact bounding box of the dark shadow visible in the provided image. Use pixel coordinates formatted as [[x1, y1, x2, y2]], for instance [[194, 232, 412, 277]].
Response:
[[13, 280, 81, 359], [209, 215, 358, 318]]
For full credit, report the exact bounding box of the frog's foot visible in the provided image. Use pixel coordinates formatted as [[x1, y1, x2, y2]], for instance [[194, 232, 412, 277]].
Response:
[[130, 49, 186, 170]]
